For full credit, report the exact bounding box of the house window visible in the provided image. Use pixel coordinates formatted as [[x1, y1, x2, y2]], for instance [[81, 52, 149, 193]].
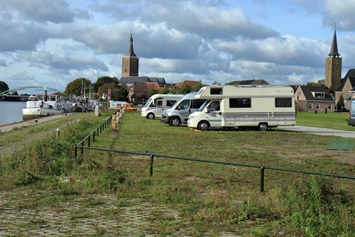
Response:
[[328, 103, 332, 109], [313, 92, 325, 98], [229, 98, 251, 108], [210, 88, 223, 95], [308, 103, 313, 109], [316, 103, 320, 109], [297, 92, 301, 96], [275, 98, 292, 107]]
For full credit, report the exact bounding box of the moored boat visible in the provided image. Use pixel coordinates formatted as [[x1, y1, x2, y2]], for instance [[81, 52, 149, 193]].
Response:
[[22, 88, 73, 121]]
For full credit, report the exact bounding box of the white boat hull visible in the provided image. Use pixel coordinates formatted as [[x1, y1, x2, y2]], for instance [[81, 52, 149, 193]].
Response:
[[23, 107, 67, 120], [22, 99, 74, 121]]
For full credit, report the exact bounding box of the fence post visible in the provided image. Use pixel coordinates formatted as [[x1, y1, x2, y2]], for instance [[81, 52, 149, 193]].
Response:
[[88, 135, 91, 147], [93, 131, 96, 141], [260, 167, 265, 192], [81, 141, 84, 156], [150, 154, 154, 177], [74, 145, 77, 158]]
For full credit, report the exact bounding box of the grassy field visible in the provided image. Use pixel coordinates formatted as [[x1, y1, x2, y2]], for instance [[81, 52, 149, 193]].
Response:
[[296, 111, 355, 131], [0, 110, 354, 236]]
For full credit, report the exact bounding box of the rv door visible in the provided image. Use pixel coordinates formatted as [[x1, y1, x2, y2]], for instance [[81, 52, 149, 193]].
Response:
[[205, 100, 223, 128]]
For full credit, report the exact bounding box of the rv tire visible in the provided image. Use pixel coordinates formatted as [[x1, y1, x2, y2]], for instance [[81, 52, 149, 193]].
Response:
[[147, 113, 155, 119], [258, 123, 268, 131], [169, 117, 181, 126], [198, 121, 210, 131]]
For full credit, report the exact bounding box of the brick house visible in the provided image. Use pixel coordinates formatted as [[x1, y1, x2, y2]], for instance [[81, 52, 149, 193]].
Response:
[[294, 85, 335, 112], [174, 80, 202, 89], [335, 69, 355, 110], [128, 82, 163, 102]]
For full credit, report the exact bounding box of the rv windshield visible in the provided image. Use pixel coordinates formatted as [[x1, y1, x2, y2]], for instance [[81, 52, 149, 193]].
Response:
[[198, 100, 210, 112], [143, 98, 153, 108]]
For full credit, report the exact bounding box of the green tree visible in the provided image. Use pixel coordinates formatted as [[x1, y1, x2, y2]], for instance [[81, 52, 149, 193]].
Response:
[[111, 87, 128, 101], [97, 83, 117, 98], [0, 81, 9, 93], [64, 78, 92, 96], [147, 89, 159, 98], [94, 76, 119, 92], [177, 84, 191, 94], [160, 87, 170, 94], [192, 82, 204, 92]]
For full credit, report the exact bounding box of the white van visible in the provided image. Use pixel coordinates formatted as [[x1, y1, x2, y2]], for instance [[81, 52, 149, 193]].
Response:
[[188, 85, 296, 131], [347, 100, 355, 126], [160, 92, 206, 126], [141, 94, 183, 119]]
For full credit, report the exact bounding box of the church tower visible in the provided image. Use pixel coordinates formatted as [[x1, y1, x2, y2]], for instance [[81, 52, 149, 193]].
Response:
[[325, 28, 342, 91], [121, 34, 139, 77]]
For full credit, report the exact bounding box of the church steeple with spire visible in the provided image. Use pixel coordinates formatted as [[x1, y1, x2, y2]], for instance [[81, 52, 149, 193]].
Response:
[[325, 26, 342, 91], [122, 34, 139, 77]]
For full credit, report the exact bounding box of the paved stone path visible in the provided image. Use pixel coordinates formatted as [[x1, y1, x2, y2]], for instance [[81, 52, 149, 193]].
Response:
[[0, 188, 243, 236]]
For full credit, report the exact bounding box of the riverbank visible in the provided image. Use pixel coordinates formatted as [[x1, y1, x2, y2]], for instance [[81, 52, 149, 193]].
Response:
[[0, 113, 72, 133]]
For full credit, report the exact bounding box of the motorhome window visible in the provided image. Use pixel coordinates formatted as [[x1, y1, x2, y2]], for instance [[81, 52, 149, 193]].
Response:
[[210, 88, 223, 95], [167, 100, 177, 107], [207, 101, 220, 111], [229, 98, 251, 108], [191, 99, 206, 109], [178, 100, 190, 110], [157, 101, 163, 107], [275, 98, 292, 107]]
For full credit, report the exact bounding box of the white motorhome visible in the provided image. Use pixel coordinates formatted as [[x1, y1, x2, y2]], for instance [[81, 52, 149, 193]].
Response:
[[141, 94, 183, 119], [188, 85, 296, 131], [160, 92, 206, 126]]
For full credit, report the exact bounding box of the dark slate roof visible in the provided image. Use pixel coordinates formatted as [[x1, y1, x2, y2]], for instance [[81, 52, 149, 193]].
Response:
[[119, 76, 166, 86], [328, 29, 340, 57], [148, 77, 166, 87], [119, 76, 150, 84], [289, 85, 298, 93], [228, 79, 269, 85], [300, 86, 334, 101], [336, 69, 355, 91], [125, 34, 137, 57]]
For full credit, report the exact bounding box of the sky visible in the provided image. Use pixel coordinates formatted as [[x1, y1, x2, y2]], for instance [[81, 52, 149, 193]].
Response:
[[1, 0, 355, 92]]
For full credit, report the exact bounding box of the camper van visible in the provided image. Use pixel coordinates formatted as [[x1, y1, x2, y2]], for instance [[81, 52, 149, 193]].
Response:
[[160, 92, 206, 126], [141, 94, 183, 119], [347, 100, 355, 126], [188, 85, 296, 131]]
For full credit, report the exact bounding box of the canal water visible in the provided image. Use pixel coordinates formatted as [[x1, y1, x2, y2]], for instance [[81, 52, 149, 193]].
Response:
[[0, 101, 26, 126]]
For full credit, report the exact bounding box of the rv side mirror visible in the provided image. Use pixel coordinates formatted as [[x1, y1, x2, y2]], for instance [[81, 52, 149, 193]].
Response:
[[204, 107, 209, 113]]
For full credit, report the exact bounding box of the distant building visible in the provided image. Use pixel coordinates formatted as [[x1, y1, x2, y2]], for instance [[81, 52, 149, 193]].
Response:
[[335, 69, 355, 110], [294, 85, 335, 112], [174, 80, 202, 89], [325, 29, 342, 92], [121, 34, 139, 77], [119, 34, 167, 102]]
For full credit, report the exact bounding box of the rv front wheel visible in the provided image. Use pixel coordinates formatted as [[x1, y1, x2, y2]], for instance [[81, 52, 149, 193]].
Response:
[[169, 117, 181, 126], [198, 121, 210, 131], [258, 123, 268, 131], [147, 113, 155, 119]]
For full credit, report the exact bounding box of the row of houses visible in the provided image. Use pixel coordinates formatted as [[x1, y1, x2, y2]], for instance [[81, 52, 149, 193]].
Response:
[[118, 75, 355, 112]]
